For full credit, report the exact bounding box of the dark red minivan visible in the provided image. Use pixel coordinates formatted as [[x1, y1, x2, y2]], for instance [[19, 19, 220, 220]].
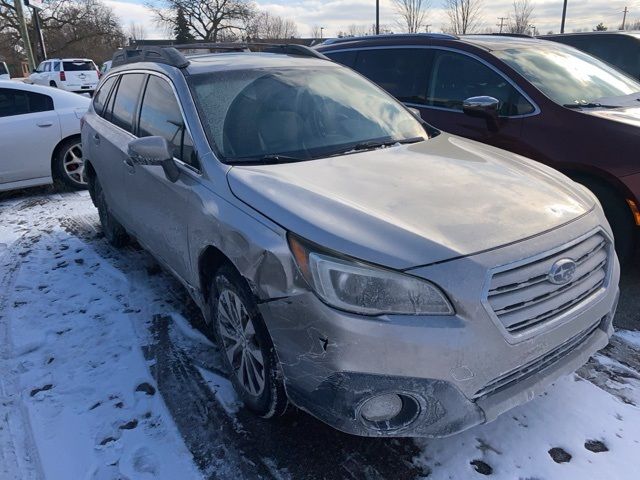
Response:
[[318, 34, 640, 262]]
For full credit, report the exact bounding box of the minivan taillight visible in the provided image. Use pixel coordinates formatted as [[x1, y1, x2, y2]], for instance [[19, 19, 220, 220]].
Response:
[[60, 71, 66, 81]]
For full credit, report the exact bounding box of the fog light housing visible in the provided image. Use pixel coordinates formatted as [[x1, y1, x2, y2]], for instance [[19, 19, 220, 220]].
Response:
[[360, 393, 403, 422], [358, 393, 421, 432]]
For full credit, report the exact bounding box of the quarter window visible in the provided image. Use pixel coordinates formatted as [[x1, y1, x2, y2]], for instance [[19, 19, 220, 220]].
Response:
[[139, 75, 197, 168], [427, 51, 534, 116], [353, 48, 431, 104], [0, 88, 53, 117], [109, 73, 146, 133]]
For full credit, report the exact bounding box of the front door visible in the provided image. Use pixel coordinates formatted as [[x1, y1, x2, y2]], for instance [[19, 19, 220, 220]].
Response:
[[123, 74, 199, 281]]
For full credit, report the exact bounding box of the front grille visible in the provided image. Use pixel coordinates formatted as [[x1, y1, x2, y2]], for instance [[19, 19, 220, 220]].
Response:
[[473, 321, 601, 399], [486, 231, 610, 333]]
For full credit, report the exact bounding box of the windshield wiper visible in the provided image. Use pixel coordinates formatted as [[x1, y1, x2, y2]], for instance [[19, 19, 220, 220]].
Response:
[[229, 154, 306, 165], [351, 136, 425, 152], [563, 102, 622, 109]]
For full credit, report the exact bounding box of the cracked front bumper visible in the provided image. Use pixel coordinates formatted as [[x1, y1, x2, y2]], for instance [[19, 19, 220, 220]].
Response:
[[259, 290, 615, 437]]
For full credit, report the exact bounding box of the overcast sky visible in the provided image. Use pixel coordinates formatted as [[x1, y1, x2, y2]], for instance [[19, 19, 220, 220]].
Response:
[[105, 0, 637, 39]]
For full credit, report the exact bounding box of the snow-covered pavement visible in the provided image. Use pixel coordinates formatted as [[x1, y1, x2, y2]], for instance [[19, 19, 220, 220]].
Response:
[[1, 190, 639, 480]]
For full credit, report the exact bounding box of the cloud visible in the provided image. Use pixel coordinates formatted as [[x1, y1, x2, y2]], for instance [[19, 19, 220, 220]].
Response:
[[106, 0, 635, 39]]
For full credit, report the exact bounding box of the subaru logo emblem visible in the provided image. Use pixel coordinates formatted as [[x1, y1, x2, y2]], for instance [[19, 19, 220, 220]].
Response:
[[548, 258, 577, 285]]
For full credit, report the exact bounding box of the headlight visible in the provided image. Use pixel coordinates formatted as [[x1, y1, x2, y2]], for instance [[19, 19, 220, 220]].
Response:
[[288, 235, 454, 316]]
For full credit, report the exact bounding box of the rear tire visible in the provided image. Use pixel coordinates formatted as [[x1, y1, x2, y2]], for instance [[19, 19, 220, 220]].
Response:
[[49, 81, 57, 88], [94, 177, 129, 248], [577, 178, 636, 264], [52, 138, 87, 191], [209, 264, 287, 418]]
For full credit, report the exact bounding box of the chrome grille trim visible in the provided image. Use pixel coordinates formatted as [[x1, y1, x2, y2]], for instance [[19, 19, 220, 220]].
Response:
[[485, 230, 611, 334], [473, 321, 601, 399]]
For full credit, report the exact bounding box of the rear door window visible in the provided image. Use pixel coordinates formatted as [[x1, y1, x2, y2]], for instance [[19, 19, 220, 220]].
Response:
[[109, 73, 146, 133], [63, 60, 95, 71], [138, 75, 197, 168], [353, 48, 432, 104], [0, 63, 8, 75], [0, 88, 53, 117], [427, 50, 534, 116]]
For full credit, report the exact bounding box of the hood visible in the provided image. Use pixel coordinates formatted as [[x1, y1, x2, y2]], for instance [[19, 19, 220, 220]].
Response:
[[227, 134, 595, 269], [581, 105, 640, 128]]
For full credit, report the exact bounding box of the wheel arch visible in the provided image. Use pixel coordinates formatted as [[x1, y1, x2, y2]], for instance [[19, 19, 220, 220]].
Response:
[[50, 133, 82, 173]]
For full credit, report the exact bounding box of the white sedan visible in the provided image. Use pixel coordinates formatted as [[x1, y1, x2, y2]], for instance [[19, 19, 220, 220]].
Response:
[[0, 80, 89, 192]]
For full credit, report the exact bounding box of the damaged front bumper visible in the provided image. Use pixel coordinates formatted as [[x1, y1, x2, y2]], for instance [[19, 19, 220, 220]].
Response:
[[259, 290, 615, 437]]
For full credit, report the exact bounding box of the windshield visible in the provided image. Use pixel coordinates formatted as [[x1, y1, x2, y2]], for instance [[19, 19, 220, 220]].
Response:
[[189, 66, 427, 162], [493, 43, 640, 106]]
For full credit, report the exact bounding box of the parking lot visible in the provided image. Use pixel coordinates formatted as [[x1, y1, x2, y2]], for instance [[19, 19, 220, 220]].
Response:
[[1, 188, 639, 480]]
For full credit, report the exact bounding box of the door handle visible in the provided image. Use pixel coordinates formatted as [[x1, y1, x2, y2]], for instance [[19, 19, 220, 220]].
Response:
[[124, 157, 135, 168], [92, 133, 100, 145], [37, 122, 53, 128]]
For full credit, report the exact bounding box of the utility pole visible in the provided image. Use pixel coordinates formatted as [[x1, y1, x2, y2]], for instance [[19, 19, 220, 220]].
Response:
[[497, 17, 507, 33], [32, 7, 47, 61], [320, 27, 325, 39], [425, 24, 431, 33], [14, 0, 37, 71], [376, 0, 380, 35], [560, 0, 568, 33], [621, 6, 628, 30]]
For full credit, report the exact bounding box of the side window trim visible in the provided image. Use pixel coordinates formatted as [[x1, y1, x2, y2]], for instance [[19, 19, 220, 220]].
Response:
[[331, 45, 540, 118], [139, 72, 201, 173]]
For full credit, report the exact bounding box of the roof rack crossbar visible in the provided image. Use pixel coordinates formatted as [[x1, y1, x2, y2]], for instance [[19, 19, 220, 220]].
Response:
[[111, 47, 190, 69]]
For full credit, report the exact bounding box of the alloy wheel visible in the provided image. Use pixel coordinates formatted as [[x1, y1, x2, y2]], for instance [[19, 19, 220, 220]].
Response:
[[217, 289, 266, 397], [62, 143, 87, 186]]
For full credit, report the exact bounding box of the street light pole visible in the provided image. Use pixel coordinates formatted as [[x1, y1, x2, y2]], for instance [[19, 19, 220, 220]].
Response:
[[320, 27, 325, 39], [376, 0, 380, 35], [560, 0, 568, 34]]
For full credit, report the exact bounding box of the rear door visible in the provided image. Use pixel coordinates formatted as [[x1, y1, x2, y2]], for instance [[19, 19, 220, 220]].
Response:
[[90, 73, 146, 226], [62, 60, 99, 92], [0, 87, 59, 187], [124, 73, 200, 280]]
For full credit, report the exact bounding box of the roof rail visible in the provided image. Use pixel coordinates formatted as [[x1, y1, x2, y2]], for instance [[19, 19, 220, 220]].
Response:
[[483, 33, 533, 38], [319, 33, 459, 46], [111, 47, 190, 69], [172, 42, 329, 60]]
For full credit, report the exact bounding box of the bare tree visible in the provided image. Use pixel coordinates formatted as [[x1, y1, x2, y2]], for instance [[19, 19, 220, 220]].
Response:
[[393, 0, 430, 33], [444, 0, 483, 34], [311, 25, 322, 39], [1, 0, 125, 64], [245, 11, 298, 40], [128, 22, 146, 41], [147, 0, 253, 42], [507, 0, 533, 34], [342, 24, 368, 37]]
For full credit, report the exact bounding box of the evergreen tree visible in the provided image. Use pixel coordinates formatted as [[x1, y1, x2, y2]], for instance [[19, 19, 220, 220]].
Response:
[[174, 7, 194, 43]]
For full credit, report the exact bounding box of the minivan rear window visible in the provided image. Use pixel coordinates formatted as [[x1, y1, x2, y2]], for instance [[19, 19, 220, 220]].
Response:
[[63, 61, 95, 71]]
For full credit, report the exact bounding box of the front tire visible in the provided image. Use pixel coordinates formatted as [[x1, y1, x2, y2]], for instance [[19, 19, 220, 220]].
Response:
[[94, 177, 129, 248], [577, 178, 636, 264], [52, 138, 87, 190], [209, 264, 287, 418]]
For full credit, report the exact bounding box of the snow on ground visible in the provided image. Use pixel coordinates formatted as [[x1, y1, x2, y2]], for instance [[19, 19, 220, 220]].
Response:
[[1, 190, 640, 480], [0, 192, 202, 480]]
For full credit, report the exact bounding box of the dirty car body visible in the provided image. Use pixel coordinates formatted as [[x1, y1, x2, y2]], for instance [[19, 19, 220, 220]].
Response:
[[82, 47, 620, 437]]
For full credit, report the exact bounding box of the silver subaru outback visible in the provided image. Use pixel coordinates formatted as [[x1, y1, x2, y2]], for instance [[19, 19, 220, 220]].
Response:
[[82, 45, 620, 437]]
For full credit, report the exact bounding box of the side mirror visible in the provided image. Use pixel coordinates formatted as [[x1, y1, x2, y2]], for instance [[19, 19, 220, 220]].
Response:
[[462, 96, 500, 132], [127, 136, 180, 183]]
